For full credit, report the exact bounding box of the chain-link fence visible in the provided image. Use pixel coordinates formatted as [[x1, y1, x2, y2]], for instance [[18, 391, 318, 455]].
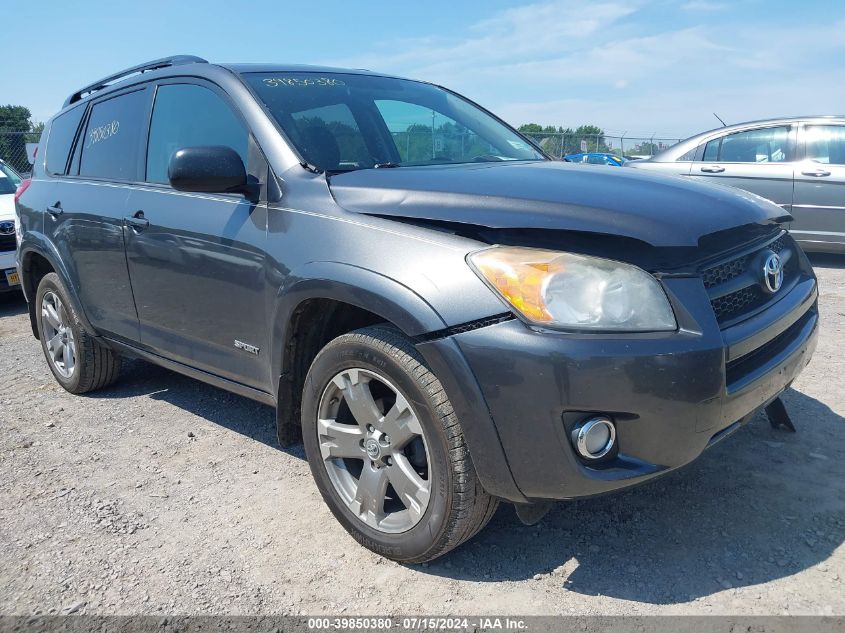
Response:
[[521, 133, 682, 159], [0, 128, 685, 174], [0, 130, 39, 176]]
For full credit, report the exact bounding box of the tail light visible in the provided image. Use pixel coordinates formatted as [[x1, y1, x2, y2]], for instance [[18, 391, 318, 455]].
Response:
[[14, 178, 32, 204]]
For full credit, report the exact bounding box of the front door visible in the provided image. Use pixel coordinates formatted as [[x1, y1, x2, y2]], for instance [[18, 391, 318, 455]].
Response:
[[792, 123, 845, 250], [123, 81, 270, 390], [688, 124, 795, 212]]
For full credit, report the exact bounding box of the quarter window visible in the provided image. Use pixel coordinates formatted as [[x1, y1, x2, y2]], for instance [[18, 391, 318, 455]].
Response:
[[715, 127, 790, 163], [146, 84, 249, 184], [46, 105, 85, 175], [79, 90, 148, 180], [676, 147, 697, 161], [805, 125, 845, 165]]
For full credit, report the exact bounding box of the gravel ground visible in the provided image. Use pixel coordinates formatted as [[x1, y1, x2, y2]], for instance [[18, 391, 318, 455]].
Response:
[[1, 254, 844, 617]]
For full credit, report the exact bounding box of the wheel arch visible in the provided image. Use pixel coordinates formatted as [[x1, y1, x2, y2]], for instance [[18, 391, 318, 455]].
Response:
[[19, 240, 95, 339], [271, 261, 448, 447]]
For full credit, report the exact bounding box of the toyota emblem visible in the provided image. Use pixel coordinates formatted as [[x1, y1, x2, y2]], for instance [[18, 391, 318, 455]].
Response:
[[762, 252, 784, 293]]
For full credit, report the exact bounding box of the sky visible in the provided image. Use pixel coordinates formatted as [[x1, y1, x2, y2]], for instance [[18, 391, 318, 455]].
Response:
[[3, 0, 844, 140]]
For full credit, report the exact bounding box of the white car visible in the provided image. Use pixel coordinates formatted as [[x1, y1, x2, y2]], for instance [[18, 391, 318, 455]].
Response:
[[0, 160, 22, 292]]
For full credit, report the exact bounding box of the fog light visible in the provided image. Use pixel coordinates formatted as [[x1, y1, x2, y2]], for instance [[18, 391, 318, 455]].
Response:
[[571, 416, 616, 460]]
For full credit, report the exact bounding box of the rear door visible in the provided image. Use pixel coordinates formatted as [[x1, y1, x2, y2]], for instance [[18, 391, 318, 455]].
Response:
[[791, 123, 845, 250], [124, 80, 270, 390], [46, 88, 149, 342], [688, 124, 796, 211]]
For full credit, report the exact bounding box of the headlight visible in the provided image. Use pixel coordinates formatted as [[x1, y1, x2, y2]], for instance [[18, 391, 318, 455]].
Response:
[[468, 246, 676, 332]]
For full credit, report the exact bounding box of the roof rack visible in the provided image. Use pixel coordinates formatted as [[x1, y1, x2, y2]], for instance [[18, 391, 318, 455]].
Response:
[[63, 55, 208, 107]]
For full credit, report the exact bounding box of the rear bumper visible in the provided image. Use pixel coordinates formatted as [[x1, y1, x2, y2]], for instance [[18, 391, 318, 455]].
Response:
[[421, 271, 818, 502]]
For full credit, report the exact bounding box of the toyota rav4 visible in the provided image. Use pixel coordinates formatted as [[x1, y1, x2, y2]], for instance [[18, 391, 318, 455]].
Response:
[[15, 56, 819, 563]]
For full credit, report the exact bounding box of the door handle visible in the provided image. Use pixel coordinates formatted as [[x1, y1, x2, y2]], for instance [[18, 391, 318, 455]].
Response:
[[700, 165, 725, 173], [124, 210, 149, 231], [801, 168, 831, 177], [46, 202, 63, 218]]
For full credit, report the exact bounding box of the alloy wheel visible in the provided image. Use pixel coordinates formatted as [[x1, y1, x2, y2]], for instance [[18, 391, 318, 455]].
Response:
[[41, 291, 77, 379], [317, 368, 431, 533]]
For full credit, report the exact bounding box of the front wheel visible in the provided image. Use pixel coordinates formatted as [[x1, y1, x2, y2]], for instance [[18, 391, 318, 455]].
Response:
[[301, 325, 498, 563]]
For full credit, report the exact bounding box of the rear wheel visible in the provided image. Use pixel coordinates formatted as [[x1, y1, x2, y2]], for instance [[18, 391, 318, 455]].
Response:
[[301, 324, 498, 563], [35, 273, 121, 394]]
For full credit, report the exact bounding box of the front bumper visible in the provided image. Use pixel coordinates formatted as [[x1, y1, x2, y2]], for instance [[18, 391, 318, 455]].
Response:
[[0, 249, 20, 292], [420, 268, 818, 502]]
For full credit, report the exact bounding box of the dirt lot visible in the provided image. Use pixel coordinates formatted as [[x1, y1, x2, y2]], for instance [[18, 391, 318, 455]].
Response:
[[1, 255, 844, 616]]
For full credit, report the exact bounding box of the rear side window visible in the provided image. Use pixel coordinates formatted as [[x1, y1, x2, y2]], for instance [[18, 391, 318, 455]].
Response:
[[145, 84, 248, 184], [45, 106, 85, 175], [79, 89, 148, 181], [805, 125, 845, 165]]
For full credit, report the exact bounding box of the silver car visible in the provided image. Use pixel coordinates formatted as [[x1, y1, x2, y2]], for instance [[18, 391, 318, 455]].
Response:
[[628, 116, 845, 253]]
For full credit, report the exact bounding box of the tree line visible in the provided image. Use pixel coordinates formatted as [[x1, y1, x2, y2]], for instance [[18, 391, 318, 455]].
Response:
[[0, 105, 43, 173], [517, 123, 661, 157]]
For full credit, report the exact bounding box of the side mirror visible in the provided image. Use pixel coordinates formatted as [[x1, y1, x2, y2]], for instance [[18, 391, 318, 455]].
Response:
[[168, 146, 252, 196]]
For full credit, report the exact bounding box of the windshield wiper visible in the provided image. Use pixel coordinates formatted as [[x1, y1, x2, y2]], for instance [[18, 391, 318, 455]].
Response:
[[373, 162, 401, 169], [299, 160, 323, 174]]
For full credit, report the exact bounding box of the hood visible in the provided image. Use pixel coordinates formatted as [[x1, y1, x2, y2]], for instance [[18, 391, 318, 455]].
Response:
[[0, 194, 14, 221], [329, 161, 789, 267]]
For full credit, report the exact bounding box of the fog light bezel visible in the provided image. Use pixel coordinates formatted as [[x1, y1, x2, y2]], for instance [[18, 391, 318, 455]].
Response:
[[571, 416, 617, 461]]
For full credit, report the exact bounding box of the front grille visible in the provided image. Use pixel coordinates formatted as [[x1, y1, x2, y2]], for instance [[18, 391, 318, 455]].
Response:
[[702, 233, 797, 326], [711, 285, 766, 321], [703, 235, 787, 290], [0, 234, 16, 252]]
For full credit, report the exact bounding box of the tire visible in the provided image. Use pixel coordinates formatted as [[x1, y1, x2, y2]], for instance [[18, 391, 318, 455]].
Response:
[[35, 272, 121, 394], [301, 324, 498, 563]]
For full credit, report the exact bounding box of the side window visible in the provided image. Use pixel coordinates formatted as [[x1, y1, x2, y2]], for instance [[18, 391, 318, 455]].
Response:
[[805, 125, 845, 165], [374, 100, 495, 165], [289, 103, 371, 170], [702, 138, 720, 162], [46, 106, 85, 175], [146, 84, 249, 184], [676, 147, 697, 161], [79, 89, 148, 181], [718, 126, 790, 163]]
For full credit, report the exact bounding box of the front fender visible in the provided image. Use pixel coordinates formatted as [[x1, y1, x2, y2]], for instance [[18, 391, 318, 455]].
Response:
[[269, 260, 447, 382], [269, 260, 525, 502]]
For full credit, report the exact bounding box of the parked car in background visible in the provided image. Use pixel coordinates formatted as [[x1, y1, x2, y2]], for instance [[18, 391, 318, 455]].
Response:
[[17, 56, 818, 562], [564, 152, 626, 166], [0, 159, 23, 292], [628, 116, 845, 253]]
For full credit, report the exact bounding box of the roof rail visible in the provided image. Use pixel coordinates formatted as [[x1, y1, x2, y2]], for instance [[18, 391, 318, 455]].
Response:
[[63, 55, 208, 107]]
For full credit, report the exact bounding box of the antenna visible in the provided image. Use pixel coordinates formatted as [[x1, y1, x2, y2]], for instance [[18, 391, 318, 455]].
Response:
[[713, 113, 727, 127]]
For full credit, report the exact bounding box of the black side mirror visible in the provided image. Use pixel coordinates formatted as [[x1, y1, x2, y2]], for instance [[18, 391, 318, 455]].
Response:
[[168, 146, 254, 196]]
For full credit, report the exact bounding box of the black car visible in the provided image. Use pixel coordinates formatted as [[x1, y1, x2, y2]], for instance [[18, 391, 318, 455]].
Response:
[[15, 56, 818, 563]]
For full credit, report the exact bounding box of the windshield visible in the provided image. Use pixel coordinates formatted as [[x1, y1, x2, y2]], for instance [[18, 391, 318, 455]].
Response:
[[244, 72, 545, 172], [0, 173, 18, 195], [0, 162, 21, 194]]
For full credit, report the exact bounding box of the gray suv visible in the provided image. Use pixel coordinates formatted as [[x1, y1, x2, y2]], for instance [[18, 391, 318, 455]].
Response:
[[628, 116, 845, 253], [16, 56, 818, 562]]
